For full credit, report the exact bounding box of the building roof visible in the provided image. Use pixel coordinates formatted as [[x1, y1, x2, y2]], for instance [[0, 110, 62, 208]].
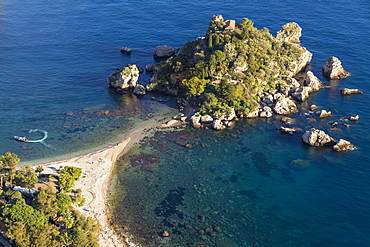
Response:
[[225, 20, 236, 31]]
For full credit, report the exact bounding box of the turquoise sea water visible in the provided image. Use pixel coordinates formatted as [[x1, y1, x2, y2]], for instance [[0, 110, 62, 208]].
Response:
[[1, 0, 370, 246]]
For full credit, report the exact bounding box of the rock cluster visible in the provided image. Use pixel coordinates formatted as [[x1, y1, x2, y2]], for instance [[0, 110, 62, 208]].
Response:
[[322, 56, 350, 79]]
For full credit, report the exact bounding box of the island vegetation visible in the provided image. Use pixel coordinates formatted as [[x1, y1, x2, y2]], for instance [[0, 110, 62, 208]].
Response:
[[0, 152, 99, 247], [147, 15, 311, 118]]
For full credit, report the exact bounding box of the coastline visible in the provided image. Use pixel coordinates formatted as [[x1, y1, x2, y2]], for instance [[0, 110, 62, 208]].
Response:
[[38, 119, 165, 247]]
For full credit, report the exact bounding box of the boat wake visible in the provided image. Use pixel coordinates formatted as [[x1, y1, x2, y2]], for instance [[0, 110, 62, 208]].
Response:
[[26, 129, 56, 150]]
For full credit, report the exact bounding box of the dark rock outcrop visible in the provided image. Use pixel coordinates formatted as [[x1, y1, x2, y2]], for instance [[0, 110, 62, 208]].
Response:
[[133, 84, 146, 95], [153, 45, 175, 59], [120, 47, 132, 54]]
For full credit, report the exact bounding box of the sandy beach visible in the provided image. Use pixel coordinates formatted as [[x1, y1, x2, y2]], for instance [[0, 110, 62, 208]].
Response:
[[40, 120, 166, 247]]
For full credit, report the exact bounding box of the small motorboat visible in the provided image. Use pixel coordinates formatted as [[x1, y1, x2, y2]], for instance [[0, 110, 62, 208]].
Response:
[[14, 136, 27, 142]]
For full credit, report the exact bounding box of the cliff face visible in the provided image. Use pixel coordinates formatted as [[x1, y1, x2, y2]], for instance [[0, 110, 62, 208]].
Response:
[[148, 16, 312, 116]]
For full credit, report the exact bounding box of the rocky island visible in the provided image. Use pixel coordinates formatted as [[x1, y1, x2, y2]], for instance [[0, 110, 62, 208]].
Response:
[[146, 15, 317, 129], [108, 15, 358, 151]]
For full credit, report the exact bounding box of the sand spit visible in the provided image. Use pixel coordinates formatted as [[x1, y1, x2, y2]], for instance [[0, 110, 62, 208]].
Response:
[[40, 120, 163, 247]]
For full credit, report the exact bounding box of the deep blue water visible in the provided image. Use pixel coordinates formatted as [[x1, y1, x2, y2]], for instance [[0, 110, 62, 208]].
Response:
[[1, 0, 370, 246]]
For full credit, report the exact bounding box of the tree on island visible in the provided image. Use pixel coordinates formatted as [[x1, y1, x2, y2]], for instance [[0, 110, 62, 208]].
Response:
[[0, 153, 100, 247], [14, 164, 38, 190], [0, 152, 20, 187], [58, 166, 82, 192]]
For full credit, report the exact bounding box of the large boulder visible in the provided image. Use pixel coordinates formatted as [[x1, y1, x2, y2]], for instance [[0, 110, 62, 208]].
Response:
[[107, 65, 139, 90], [200, 115, 213, 124], [333, 139, 355, 152], [304, 71, 323, 91], [302, 128, 336, 146], [289, 86, 312, 101], [273, 97, 298, 115], [322, 56, 350, 79], [153, 45, 175, 59], [190, 114, 201, 128], [259, 106, 273, 118], [276, 22, 302, 44], [211, 120, 226, 130]]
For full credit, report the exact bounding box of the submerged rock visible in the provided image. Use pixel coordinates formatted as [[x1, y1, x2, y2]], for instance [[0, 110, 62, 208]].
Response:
[[280, 116, 295, 124], [289, 159, 310, 169], [333, 139, 355, 152], [322, 56, 350, 79], [280, 126, 297, 135], [341, 88, 363, 95], [302, 128, 336, 146]]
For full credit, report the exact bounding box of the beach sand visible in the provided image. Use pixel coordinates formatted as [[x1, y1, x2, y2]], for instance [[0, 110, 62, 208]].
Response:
[[40, 120, 167, 247]]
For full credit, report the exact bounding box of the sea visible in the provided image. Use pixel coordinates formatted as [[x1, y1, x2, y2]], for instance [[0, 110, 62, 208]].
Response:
[[1, 0, 370, 246]]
